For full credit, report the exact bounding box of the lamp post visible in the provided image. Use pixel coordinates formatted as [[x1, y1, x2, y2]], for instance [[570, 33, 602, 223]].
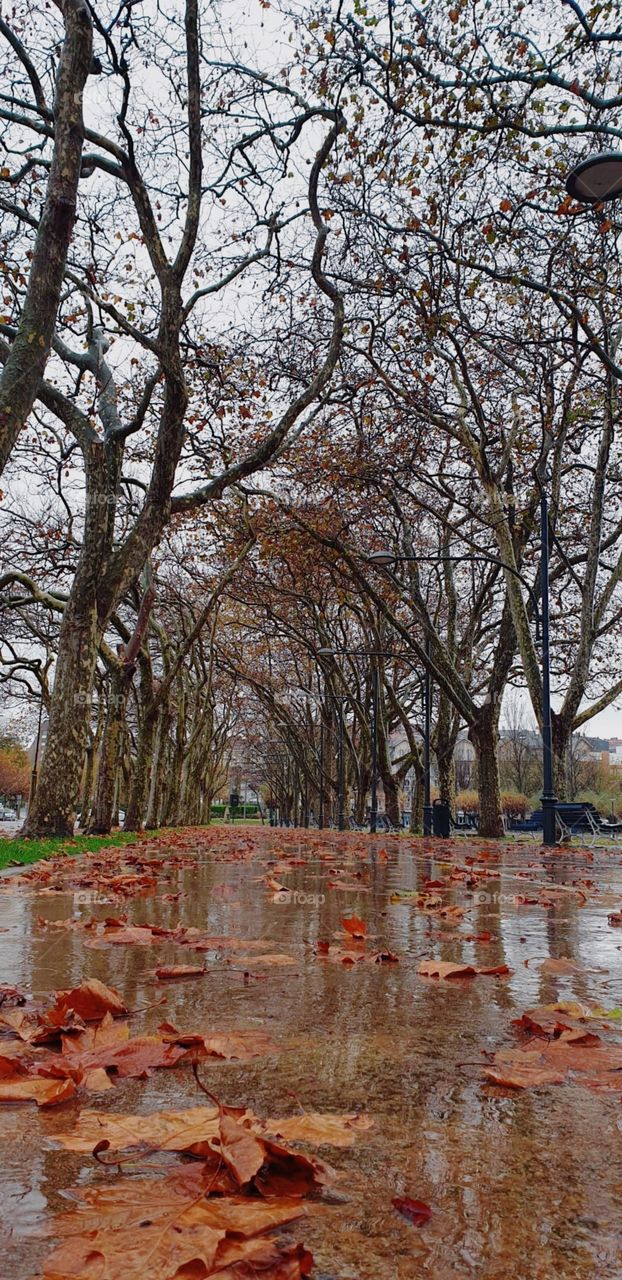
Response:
[[318, 711, 325, 829], [29, 697, 44, 809], [368, 544, 555, 842], [336, 696, 346, 830], [423, 634, 432, 837], [537, 485, 556, 846]]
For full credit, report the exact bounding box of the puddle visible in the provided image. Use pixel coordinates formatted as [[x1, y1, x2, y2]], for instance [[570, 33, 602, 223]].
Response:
[[0, 827, 621, 1278]]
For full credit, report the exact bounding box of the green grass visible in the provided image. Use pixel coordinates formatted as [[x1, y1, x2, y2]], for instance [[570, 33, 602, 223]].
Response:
[[0, 829, 147, 872]]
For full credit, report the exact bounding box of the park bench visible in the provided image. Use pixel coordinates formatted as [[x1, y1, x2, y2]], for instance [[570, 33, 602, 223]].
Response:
[[374, 813, 402, 834], [516, 802, 622, 846], [449, 811, 479, 836]]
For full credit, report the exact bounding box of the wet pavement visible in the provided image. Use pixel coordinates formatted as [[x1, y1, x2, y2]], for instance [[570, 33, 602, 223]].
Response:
[[0, 825, 621, 1279]]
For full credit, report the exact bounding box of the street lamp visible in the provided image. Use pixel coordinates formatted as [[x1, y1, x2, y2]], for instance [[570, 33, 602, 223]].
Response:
[[370, 541, 556, 844], [29, 698, 44, 809], [368, 549, 541, 640], [565, 153, 622, 204]]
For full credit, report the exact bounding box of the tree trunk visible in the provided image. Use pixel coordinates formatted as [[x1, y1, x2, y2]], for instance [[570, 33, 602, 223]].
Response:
[[0, 0, 93, 476], [437, 751, 456, 809], [80, 745, 95, 831], [381, 769, 401, 826], [22, 592, 100, 837], [124, 710, 156, 832], [23, 441, 120, 836], [469, 706, 503, 838], [552, 712, 570, 800], [146, 710, 169, 828], [90, 668, 131, 833]]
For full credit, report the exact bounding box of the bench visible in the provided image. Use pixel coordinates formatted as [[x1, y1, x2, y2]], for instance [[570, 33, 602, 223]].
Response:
[[524, 802, 622, 846]]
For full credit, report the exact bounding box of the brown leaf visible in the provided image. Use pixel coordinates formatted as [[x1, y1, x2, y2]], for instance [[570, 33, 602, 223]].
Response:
[[417, 960, 476, 979], [0, 984, 27, 1006], [34, 1164, 310, 1280], [58, 1105, 372, 1157], [48, 1012, 188, 1084], [51, 977, 128, 1021], [260, 1112, 373, 1147], [56, 1104, 225, 1155], [392, 1195, 432, 1226], [540, 957, 581, 975], [219, 1114, 266, 1185], [161, 1025, 279, 1061], [341, 915, 366, 939], [483, 1062, 566, 1089], [0, 1052, 77, 1106]]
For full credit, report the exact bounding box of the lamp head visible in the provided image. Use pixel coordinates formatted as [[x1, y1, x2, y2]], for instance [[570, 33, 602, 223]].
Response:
[[368, 549, 396, 567], [565, 152, 622, 204], [316, 646, 335, 658]]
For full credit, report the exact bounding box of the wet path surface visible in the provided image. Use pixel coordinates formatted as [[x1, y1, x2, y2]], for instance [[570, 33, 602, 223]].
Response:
[[0, 826, 621, 1279]]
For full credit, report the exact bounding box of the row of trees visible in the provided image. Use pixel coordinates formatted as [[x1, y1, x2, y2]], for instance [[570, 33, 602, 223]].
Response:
[[1, 0, 622, 836]]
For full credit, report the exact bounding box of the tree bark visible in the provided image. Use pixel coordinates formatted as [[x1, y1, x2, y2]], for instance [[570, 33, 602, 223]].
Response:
[[124, 709, 156, 832], [381, 768, 401, 826], [552, 711, 571, 800], [145, 709, 170, 828], [89, 667, 132, 833], [22, 442, 115, 836], [469, 705, 503, 837], [437, 751, 456, 810], [0, 0, 93, 476]]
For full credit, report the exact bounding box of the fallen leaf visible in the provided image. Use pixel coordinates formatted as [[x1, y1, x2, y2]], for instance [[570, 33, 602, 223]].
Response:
[[219, 1113, 266, 1185], [0, 985, 26, 1006], [540, 957, 581, 975], [51, 978, 128, 1021], [341, 915, 367, 939], [483, 1062, 566, 1089], [154, 964, 206, 980], [160, 1025, 280, 1061], [50, 1012, 188, 1084], [392, 1195, 432, 1226], [417, 960, 476, 979], [34, 1163, 311, 1280], [0, 1068, 77, 1107], [261, 1112, 373, 1147], [57, 1104, 232, 1155]]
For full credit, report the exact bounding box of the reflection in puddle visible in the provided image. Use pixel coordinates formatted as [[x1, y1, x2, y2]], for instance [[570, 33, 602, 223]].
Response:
[[0, 827, 621, 1278]]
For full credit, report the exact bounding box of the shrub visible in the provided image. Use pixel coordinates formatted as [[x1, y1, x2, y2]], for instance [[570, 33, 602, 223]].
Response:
[[501, 791, 528, 819], [456, 790, 479, 815]]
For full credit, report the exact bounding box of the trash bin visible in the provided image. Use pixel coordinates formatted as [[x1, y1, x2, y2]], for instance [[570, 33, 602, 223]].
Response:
[[432, 798, 450, 838]]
